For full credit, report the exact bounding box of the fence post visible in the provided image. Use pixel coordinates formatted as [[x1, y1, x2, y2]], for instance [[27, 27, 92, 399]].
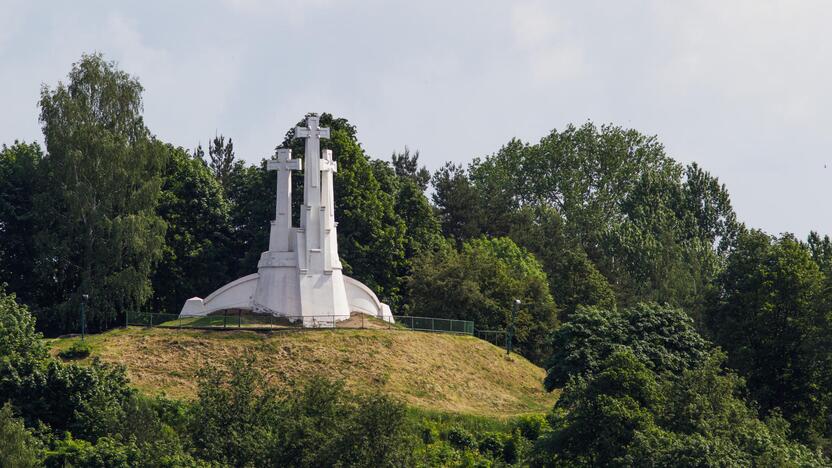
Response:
[[149, 313, 153, 328], [223, 311, 227, 329]]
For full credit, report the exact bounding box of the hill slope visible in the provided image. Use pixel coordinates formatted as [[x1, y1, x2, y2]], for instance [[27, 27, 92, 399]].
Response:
[[49, 327, 556, 417]]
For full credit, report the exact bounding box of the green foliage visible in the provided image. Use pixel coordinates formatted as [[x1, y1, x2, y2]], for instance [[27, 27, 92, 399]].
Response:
[[226, 159, 274, 277], [544, 303, 711, 391], [508, 206, 616, 319], [431, 162, 484, 241], [706, 229, 832, 447], [58, 340, 91, 360], [189, 356, 414, 467], [412, 413, 536, 466], [441, 124, 737, 313], [44, 435, 138, 468], [34, 53, 166, 333], [409, 237, 558, 363], [0, 142, 42, 305], [0, 285, 47, 365], [447, 426, 477, 451], [392, 146, 431, 191], [0, 403, 40, 468], [207, 134, 235, 192], [533, 349, 827, 467], [152, 145, 234, 313], [188, 357, 280, 465], [511, 414, 550, 441]]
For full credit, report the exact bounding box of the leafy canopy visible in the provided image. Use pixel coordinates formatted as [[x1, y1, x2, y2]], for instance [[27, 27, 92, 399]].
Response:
[[544, 303, 711, 391]]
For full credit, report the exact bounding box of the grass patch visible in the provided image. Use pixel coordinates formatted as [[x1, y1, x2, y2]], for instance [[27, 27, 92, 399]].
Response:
[[47, 326, 557, 418]]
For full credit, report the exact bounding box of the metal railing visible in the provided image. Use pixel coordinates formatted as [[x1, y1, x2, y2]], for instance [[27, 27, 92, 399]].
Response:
[[126, 311, 474, 336]]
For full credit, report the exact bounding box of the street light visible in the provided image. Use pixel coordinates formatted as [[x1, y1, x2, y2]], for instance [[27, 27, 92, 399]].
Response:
[[80, 294, 89, 341]]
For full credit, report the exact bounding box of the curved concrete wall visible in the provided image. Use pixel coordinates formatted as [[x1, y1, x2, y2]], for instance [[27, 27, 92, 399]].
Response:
[[194, 273, 258, 315], [344, 275, 393, 321]]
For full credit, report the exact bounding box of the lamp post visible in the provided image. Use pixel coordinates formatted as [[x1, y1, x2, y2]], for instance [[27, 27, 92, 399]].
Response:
[[80, 294, 89, 341], [507, 299, 520, 356]]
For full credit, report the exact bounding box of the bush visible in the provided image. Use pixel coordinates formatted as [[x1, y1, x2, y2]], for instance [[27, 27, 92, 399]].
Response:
[[189, 357, 414, 467], [446, 426, 477, 451], [0, 403, 40, 468], [511, 414, 549, 441], [58, 340, 91, 360], [478, 432, 504, 458]]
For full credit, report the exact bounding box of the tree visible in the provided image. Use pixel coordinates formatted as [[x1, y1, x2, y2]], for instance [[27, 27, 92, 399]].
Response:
[[207, 134, 235, 191], [508, 206, 616, 320], [462, 124, 738, 311], [409, 237, 558, 363], [34, 53, 166, 333], [543, 303, 711, 391], [226, 160, 274, 277], [0, 403, 40, 468], [370, 159, 442, 312], [705, 229, 832, 447], [532, 349, 828, 467], [431, 162, 483, 241], [0, 284, 48, 376], [188, 357, 280, 466], [391, 146, 430, 191], [151, 145, 234, 313], [189, 357, 413, 467], [0, 142, 42, 306]]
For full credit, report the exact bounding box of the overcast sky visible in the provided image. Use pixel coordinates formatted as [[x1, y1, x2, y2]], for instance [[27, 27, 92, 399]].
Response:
[[1, 0, 830, 237]]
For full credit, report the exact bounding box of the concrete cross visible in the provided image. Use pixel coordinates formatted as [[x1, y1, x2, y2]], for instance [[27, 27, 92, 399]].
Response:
[[294, 115, 331, 140], [320, 148, 337, 173], [294, 116, 330, 190], [266, 148, 301, 251]]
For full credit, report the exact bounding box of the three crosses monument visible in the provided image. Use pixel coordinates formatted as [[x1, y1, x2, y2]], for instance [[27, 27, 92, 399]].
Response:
[[179, 116, 393, 325]]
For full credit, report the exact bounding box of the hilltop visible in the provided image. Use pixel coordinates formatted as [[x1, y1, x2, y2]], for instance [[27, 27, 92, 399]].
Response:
[[49, 327, 556, 418]]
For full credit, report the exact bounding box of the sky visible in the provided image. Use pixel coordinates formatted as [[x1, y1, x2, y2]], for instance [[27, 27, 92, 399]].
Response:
[[1, 0, 831, 237]]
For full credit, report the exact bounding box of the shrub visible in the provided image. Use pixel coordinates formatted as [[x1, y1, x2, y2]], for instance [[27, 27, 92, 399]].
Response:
[[446, 426, 477, 451], [58, 340, 91, 360], [511, 414, 549, 440], [478, 432, 504, 458], [0, 403, 40, 468]]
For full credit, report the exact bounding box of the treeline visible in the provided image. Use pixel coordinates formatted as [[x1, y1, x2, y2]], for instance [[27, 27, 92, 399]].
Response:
[[3, 53, 832, 462]]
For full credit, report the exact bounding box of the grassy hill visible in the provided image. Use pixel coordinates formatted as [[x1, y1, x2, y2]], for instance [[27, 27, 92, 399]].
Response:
[[48, 327, 556, 418]]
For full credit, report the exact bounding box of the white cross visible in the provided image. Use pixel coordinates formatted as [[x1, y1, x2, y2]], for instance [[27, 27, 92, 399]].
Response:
[[294, 115, 331, 140], [320, 149, 337, 173], [267, 148, 302, 217], [295, 115, 329, 191]]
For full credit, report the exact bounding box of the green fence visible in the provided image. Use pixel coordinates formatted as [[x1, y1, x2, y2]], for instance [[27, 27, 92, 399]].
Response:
[[126, 311, 474, 336], [394, 315, 474, 334]]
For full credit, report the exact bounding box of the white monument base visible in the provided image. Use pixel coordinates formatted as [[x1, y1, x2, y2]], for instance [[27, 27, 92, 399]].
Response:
[[178, 272, 393, 323]]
